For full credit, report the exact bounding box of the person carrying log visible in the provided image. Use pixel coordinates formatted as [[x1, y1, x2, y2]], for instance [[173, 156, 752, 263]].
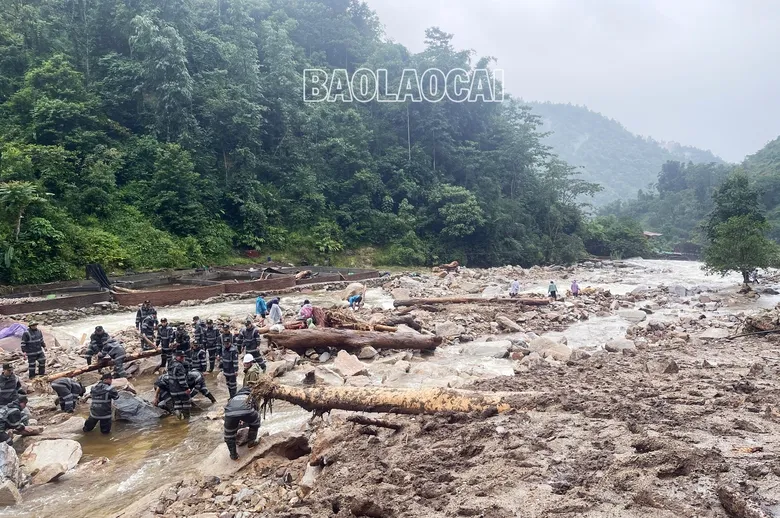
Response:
[[156, 317, 174, 372], [223, 387, 260, 460], [83, 373, 120, 434], [167, 351, 191, 420], [86, 326, 110, 365], [187, 369, 217, 404], [218, 324, 239, 399], [51, 377, 86, 413], [0, 363, 25, 406], [135, 300, 157, 331], [98, 339, 127, 378], [202, 319, 220, 373], [21, 321, 46, 379]]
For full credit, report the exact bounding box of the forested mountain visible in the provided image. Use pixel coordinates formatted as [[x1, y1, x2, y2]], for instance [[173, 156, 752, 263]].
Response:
[[0, 0, 601, 284], [528, 102, 724, 206]]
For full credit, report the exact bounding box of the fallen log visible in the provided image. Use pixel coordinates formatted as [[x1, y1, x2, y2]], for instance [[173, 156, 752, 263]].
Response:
[[41, 349, 162, 382], [267, 329, 441, 353], [346, 415, 403, 431], [337, 323, 398, 333], [252, 379, 522, 416], [393, 296, 549, 308], [257, 321, 305, 333], [382, 314, 422, 331]]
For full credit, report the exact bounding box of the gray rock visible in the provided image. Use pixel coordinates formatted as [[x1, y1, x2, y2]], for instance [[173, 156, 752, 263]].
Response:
[[698, 328, 730, 340], [394, 360, 411, 373], [113, 392, 164, 422], [434, 321, 466, 337], [391, 288, 411, 300], [233, 487, 255, 504], [528, 337, 572, 361], [663, 360, 680, 374], [496, 316, 522, 333], [318, 351, 331, 363], [702, 359, 718, 369], [20, 439, 82, 475], [0, 480, 21, 506], [671, 285, 688, 297], [631, 285, 650, 295], [313, 366, 345, 386], [332, 351, 368, 377], [605, 339, 636, 353], [568, 349, 592, 362], [298, 464, 323, 494], [357, 346, 378, 360], [618, 310, 647, 323], [0, 443, 23, 486], [30, 462, 67, 486]]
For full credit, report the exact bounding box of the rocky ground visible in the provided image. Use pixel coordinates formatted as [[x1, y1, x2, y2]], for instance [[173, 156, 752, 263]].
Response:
[[4, 259, 780, 517]]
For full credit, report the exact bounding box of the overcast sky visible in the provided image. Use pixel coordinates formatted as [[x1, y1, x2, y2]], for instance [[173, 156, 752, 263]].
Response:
[[364, 0, 780, 162]]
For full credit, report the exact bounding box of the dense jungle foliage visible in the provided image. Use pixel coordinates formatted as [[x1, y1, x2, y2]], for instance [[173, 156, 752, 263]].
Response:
[[0, 0, 611, 284]]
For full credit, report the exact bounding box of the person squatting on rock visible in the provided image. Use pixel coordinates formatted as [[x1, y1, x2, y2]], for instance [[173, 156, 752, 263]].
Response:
[[98, 339, 127, 378], [187, 370, 217, 404], [0, 395, 31, 445], [83, 373, 119, 434], [153, 373, 173, 413], [135, 300, 157, 331], [236, 319, 262, 361], [140, 313, 156, 351], [156, 317, 174, 372], [219, 325, 239, 399], [223, 387, 261, 460], [167, 351, 191, 420], [86, 325, 110, 365], [0, 363, 25, 406], [51, 377, 85, 413], [21, 321, 46, 379], [202, 319, 220, 372]]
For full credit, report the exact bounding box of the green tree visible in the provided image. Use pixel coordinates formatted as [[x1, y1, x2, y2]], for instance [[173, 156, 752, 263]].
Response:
[[703, 215, 779, 284], [0, 180, 51, 240]]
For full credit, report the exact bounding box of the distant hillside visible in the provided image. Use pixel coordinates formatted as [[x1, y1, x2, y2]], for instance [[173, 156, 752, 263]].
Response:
[[527, 102, 725, 205], [744, 136, 780, 177]]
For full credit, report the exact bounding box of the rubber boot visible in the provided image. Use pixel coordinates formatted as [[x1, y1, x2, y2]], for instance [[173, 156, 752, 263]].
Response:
[[247, 429, 259, 449], [38, 364, 45, 377], [227, 442, 239, 460], [28, 368, 36, 380]]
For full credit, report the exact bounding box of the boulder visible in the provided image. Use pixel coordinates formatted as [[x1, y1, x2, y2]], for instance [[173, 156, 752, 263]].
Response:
[[663, 360, 680, 374], [631, 286, 650, 295], [568, 349, 592, 362], [265, 360, 291, 378], [671, 285, 688, 297], [113, 392, 164, 422], [459, 340, 511, 358], [391, 288, 411, 300], [318, 351, 331, 363], [495, 316, 522, 333], [332, 351, 368, 377], [20, 439, 82, 475], [528, 337, 572, 361], [357, 346, 378, 360], [605, 339, 636, 353], [198, 432, 308, 478], [698, 328, 730, 340], [434, 321, 465, 337], [41, 416, 85, 438], [702, 359, 718, 369], [312, 366, 344, 386], [0, 443, 23, 486], [298, 464, 323, 495], [618, 310, 647, 323], [394, 360, 411, 373], [395, 324, 420, 335], [30, 462, 67, 486], [0, 480, 21, 506]]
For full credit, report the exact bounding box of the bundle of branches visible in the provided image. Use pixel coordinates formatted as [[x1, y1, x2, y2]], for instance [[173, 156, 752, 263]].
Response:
[[325, 307, 372, 330], [311, 306, 328, 327]]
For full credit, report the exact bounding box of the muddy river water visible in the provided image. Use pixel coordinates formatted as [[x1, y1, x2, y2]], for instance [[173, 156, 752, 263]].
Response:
[[4, 260, 776, 517]]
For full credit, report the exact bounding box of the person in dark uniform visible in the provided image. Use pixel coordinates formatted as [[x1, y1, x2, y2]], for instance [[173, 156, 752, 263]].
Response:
[[50, 377, 85, 413], [83, 373, 119, 434], [140, 314, 156, 351], [223, 387, 261, 460], [188, 340, 207, 373], [152, 373, 173, 413], [0, 364, 24, 406], [0, 395, 29, 445], [98, 339, 127, 378], [173, 326, 191, 358], [167, 351, 191, 420], [201, 320, 220, 372], [192, 316, 207, 346], [135, 300, 157, 330], [85, 326, 110, 365], [219, 324, 239, 399], [21, 321, 46, 379], [187, 370, 217, 404], [156, 317, 174, 372], [236, 319, 263, 363]]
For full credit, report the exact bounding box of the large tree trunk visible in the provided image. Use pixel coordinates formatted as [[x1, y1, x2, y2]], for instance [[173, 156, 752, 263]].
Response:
[[393, 296, 549, 308], [41, 349, 162, 382], [267, 329, 441, 352], [252, 379, 530, 415], [382, 314, 422, 331]]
